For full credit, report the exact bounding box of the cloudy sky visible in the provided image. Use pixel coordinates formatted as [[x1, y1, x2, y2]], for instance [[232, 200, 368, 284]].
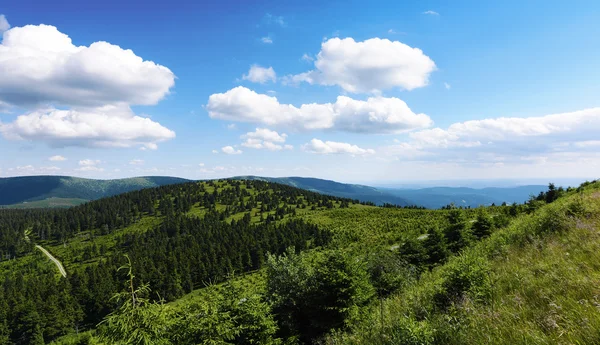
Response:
[[0, 0, 599, 183]]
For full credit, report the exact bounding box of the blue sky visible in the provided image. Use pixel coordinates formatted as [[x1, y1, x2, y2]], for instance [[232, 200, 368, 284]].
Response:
[[0, 0, 599, 183]]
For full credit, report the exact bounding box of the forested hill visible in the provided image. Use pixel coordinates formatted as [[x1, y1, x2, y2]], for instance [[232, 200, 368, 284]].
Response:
[[0, 175, 190, 207], [0, 178, 598, 344], [0, 174, 548, 209], [236, 175, 548, 208], [235, 175, 412, 206], [0, 179, 356, 344]]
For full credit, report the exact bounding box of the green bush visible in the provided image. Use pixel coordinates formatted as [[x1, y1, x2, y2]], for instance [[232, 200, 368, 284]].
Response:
[[368, 250, 414, 297], [387, 317, 435, 345], [433, 254, 491, 311], [537, 208, 570, 234], [266, 248, 374, 343]]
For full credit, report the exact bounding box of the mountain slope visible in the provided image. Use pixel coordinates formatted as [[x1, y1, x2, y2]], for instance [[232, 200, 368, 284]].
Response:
[[0, 175, 190, 207], [382, 185, 548, 208], [237, 176, 548, 208], [234, 176, 412, 206], [327, 181, 600, 345]]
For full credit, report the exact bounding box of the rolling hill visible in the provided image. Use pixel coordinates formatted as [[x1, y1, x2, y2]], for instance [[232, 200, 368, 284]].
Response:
[[0, 174, 549, 209], [0, 178, 597, 344], [234, 175, 412, 206], [0, 175, 190, 207], [236, 175, 547, 208]]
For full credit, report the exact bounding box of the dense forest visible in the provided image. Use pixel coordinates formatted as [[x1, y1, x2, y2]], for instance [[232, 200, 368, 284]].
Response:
[[0, 178, 596, 344]]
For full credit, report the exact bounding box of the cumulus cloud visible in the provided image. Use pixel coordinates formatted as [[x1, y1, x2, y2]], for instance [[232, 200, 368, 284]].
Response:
[[0, 105, 175, 149], [79, 159, 100, 166], [284, 37, 436, 93], [77, 159, 103, 172], [207, 86, 432, 134], [0, 23, 176, 149], [129, 159, 144, 165], [222, 146, 242, 155], [303, 139, 375, 155], [423, 10, 440, 16], [242, 65, 276, 84], [241, 128, 292, 151], [0, 24, 175, 108], [385, 107, 600, 163], [49, 155, 67, 161], [261, 36, 273, 44], [0, 15, 10, 33]]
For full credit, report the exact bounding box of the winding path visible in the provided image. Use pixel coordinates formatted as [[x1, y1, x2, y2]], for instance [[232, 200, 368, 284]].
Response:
[[35, 245, 67, 278]]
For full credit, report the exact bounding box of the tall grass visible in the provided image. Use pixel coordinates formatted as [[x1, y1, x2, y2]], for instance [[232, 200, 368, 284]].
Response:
[[326, 182, 600, 345]]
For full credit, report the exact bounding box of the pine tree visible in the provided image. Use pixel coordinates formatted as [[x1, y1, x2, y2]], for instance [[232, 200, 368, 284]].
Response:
[[472, 208, 494, 239]]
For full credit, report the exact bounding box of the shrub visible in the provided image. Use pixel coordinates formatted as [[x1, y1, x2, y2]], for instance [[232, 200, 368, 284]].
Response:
[[368, 250, 414, 297], [387, 317, 435, 345], [537, 208, 570, 234], [433, 254, 491, 311]]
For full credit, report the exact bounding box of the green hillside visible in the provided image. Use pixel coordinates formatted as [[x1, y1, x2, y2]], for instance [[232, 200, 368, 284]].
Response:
[[0, 178, 598, 344], [235, 175, 413, 206], [237, 175, 548, 208], [0, 175, 190, 207]]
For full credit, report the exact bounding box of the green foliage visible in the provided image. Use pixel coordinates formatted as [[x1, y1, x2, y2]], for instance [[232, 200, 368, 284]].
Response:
[[266, 248, 374, 343], [367, 250, 414, 297], [422, 226, 449, 269], [432, 253, 491, 311], [443, 208, 472, 253], [472, 208, 493, 239], [324, 180, 600, 345]]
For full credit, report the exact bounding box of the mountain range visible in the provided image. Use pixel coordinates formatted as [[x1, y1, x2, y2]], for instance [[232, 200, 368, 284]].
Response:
[[0, 175, 549, 209]]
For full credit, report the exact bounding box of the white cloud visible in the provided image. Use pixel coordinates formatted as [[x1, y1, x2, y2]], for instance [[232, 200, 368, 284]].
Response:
[[76, 159, 103, 172], [423, 10, 440, 16], [0, 24, 175, 108], [243, 128, 287, 142], [301, 53, 314, 62], [79, 159, 100, 166], [222, 146, 242, 155], [0, 105, 175, 149], [227, 123, 237, 130], [207, 86, 432, 134], [0, 23, 175, 149], [303, 139, 375, 155], [242, 65, 276, 84], [444, 82, 451, 90], [0, 15, 10, 33], [385, 107, 600, 163], [261, 36, 273, 44], [241, 128, 290, 151], [212, 149, 219, 154], [7, 165, 61, 175], [76, 166, 104, 172], [49, 155, 67, 161], [284, 37, 436, 93], [129, 159, 144, 165]]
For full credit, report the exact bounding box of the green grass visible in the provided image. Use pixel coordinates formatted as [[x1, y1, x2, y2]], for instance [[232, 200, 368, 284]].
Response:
[[325, 183, 600, 345]]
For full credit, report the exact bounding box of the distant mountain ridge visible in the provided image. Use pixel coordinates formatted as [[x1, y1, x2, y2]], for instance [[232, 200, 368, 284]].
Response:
[[0, 175, 548, 209], [234, 176, 412, 206], [0, 175, 190, 207]]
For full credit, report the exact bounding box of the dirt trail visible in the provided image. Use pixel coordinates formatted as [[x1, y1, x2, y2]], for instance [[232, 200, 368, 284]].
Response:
[[35, 245, 67, 278]]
